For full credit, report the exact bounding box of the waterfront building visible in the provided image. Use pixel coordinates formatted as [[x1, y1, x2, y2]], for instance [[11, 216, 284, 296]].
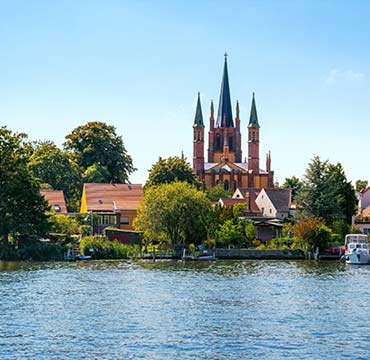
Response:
[[192, 54, 274, 191], [80, 183, 143, 233]]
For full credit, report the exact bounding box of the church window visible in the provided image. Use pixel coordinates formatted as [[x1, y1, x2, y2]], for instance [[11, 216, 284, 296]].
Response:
[[216, 135, 222, 151], [197, 131, 201, 141], [252, 132, 256, 141], [229, 136, 233, 151], [224, 180, 230, 191]]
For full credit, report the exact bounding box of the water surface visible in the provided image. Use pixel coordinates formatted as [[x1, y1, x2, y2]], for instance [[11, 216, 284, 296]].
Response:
[[1, 260, 369, 359]]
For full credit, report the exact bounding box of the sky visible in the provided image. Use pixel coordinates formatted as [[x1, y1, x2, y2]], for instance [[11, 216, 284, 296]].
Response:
[[2, 0, 370, 185]]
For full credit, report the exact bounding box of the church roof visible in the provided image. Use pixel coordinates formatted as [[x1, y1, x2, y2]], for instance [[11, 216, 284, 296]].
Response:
[[216, 54, 233, 128], [193, 92, 204, 127], [248, 93, 260, 128]]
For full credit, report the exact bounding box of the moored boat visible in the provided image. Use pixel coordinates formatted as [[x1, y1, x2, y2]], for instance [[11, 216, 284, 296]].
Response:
[[344, 234, 370, 265]]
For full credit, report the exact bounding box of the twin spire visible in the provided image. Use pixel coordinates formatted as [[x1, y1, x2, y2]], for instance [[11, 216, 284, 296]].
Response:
[[194, 54, 259, 129]]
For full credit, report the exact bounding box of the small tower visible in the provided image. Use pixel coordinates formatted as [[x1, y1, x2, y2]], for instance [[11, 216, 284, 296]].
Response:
[[193, 92, 205, 179], [248, 93, 260, 175]]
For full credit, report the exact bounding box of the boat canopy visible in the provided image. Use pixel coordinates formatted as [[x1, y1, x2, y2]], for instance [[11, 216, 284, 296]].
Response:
[[345, 234, 368, 245]]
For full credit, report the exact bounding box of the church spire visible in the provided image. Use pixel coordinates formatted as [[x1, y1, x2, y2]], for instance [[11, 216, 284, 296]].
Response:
[[248, 92, 260, 128], [216, 53, 233, 128], [193, 92, 204, 127]]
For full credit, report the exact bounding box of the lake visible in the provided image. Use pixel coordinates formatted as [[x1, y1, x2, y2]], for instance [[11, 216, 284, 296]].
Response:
[[0, 260, 369, 359]]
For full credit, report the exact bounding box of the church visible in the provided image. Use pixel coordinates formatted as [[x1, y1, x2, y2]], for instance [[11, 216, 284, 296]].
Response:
[[192, 55, 274, 191]]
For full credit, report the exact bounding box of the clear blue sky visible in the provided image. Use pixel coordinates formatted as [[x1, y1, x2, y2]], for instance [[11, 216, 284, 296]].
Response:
[[2, 0, 370, 185]]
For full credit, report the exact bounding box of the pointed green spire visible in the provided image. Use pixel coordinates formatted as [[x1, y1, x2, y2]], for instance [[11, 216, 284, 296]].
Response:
[[248, 92, 260, 128], [216, 53, 233, 128], [193, 92, 204, 127]]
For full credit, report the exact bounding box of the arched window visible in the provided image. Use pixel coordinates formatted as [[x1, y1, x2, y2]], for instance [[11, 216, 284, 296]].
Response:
[[216, 135, 221, 151], [224, 180, 230, 191], [229, 136, 233, 151]]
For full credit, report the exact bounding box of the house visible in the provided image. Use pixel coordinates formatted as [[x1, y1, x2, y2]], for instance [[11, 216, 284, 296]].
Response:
[[359, 188, 370, 214], [255, 188, 291, 220], [40, 189, 67, 214], [80, 183, 143, 233]]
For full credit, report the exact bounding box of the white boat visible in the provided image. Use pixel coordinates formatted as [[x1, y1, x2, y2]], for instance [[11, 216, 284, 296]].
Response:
[[344, 234, 370, 265]]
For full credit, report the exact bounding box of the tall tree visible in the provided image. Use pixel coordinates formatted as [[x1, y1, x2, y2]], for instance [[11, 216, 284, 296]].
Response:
[[28, 141, 82, 211], [298, 156, 356, 225], [134, 182, 210, 247], [281, 176, 303, 202], [0, 127, 50, 244], [355, 179, 368, 192], [145, 156, 196, 189], [64, 121, 135, 183]]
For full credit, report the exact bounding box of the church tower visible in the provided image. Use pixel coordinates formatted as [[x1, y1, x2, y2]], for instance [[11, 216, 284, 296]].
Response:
[[193, 92, 205, 179], [208, 54, 241, 164], [248, 93, 260, 178], [192, 55, 274, 191]]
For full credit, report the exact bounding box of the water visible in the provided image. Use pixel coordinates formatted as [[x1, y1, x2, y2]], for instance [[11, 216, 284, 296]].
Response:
[[0, 260, 370, 359]]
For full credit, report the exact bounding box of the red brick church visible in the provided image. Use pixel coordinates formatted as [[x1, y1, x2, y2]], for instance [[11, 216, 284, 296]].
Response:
[[192, 55, 274, 191]]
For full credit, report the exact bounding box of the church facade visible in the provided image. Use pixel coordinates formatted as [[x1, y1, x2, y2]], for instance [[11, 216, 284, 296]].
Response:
[[192, 55, 274, 191]]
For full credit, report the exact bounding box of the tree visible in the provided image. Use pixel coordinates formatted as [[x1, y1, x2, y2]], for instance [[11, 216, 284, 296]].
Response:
[[28, 141, 82, 211], [293, 217, 332, 252], [134, 182, 210, 247], [281, 176, 303, 202], [298, 156, 356, 225], [0, 127, 50, 244], [64, 121, 135, 183], [145, 156, 196, 188], [356, 180, 368, 192], [206, 184, 232, 201], [48, 214, 80, 236], [243, 219, 256, 244], [214, 219, 245, 248]]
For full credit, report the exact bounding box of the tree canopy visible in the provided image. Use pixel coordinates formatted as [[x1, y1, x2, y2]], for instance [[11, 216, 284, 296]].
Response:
[[28, 141, 81, 211], [64, 121, 135, 183], [145, 156, 196, 189], [281, 176, 303, 202], [355, 179, 368, 192], [298, 156, 356, 225], [0, 127, 50, 244], [134, 182, 210, 247]]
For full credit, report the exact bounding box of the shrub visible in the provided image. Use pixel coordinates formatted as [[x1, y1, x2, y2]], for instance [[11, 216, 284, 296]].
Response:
[[0, 245, 20, 261], [80, 236, 140, 259], [19, 242, 65, 261], [265, 237, 295, 250]]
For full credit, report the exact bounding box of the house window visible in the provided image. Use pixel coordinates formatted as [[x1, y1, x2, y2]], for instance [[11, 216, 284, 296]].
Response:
[[270, 208, 272, 214], [364, 228, 370, 235], [53, 204, 61, 213], [97, 214, 118, 225], [120, 216, 130, 225]]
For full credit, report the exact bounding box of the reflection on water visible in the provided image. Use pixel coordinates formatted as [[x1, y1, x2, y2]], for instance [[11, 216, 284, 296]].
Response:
[[1, 260, 370, 359]]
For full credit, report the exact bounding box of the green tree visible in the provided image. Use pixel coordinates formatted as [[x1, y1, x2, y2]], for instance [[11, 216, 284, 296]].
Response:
[[83, 164, 111, 183], [64, 121, 135, 183], [134, 182, 210, 247], [281, 176, 303, 202], [214, 219, 245, 248], [145, 156, 196, 188], [298, 156, 356, 225], [243, 219, 256, 244], [355, 179, 368, 192], [28, 141, 82, 211], [0, 127, 50, 244], [206, 184, 232, 201], [48, 214, 80, 236]]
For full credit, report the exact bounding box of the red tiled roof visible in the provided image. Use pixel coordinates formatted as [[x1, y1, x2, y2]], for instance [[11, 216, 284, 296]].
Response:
[[40, 190, 68, 214], [220, 192, 261, 214], [83, 183, 143, 212]]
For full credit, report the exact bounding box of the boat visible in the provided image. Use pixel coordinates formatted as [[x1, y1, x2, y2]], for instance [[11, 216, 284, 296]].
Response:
[[343, 234, 370, 265]]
